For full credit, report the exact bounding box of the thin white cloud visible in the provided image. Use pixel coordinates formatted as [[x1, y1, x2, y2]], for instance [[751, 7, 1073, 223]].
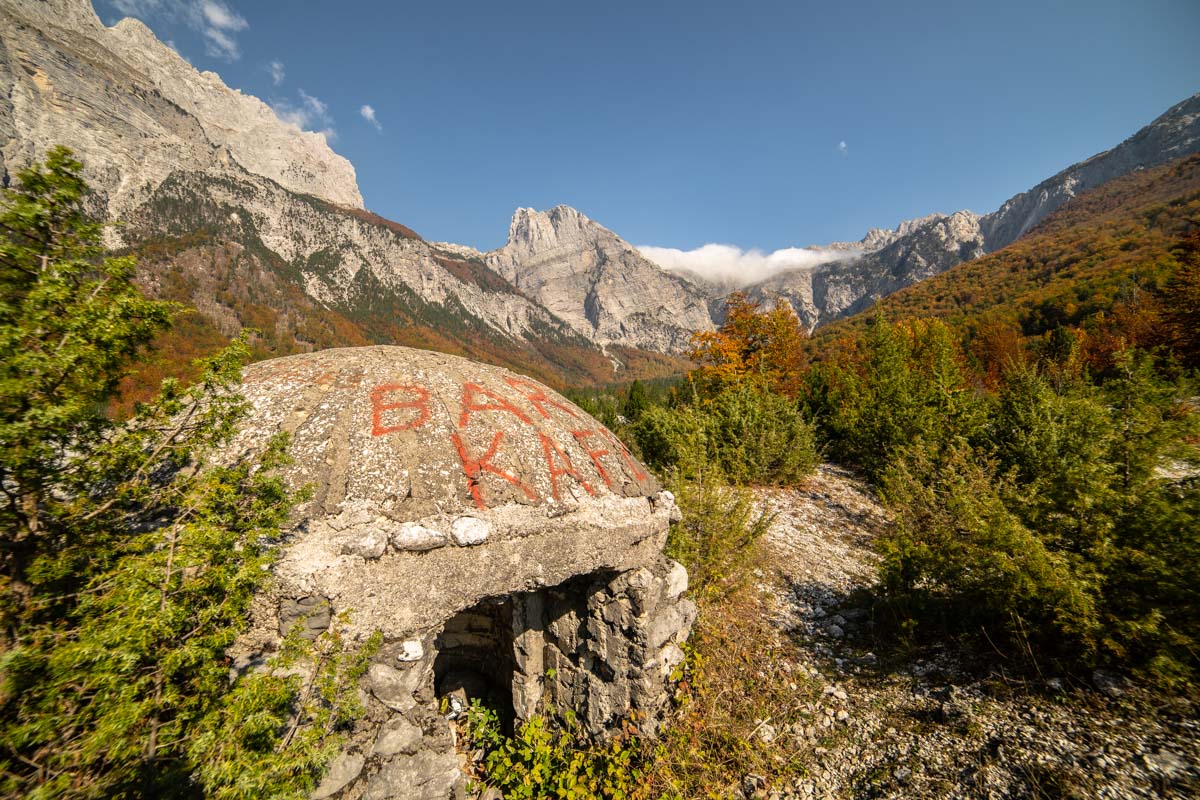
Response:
[[638, 243, 856, 287], [271, 89, 336, 141], [299, 89, 327, 118], [838, 140, 848, 156], [268, 59, 285, 85], [195, 1, 247, 59], [198, 0, 244, 31], [110, 0, 248, 61], [113, 0, 163, 14], [360, 104, 382, 131]]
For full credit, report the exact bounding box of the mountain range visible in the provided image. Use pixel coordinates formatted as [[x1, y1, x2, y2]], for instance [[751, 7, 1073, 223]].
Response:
[[2, 0, 1198, 386]]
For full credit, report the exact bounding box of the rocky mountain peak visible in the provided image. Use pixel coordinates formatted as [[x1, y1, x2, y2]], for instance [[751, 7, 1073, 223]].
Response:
[[0, 0, 363, 215], [829, 212, 954, 253], [505, 205, 607, 255], [486, 205, 714, 352]]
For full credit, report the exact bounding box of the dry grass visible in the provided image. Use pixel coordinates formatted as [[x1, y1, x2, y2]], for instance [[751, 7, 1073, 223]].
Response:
[[646, 582, 825, 798]]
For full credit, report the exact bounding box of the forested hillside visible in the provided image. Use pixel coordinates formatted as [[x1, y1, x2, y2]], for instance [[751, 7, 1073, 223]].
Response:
[[812, 152, 1200, 376]]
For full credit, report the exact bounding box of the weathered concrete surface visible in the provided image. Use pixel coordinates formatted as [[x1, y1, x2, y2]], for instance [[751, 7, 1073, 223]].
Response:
[[229, 345, 670, 644]]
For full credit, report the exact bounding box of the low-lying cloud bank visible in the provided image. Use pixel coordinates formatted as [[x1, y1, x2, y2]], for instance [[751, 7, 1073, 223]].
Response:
[[637, 243, 857, 287]]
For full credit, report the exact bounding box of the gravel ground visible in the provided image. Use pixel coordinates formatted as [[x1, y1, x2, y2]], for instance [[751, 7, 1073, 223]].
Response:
[[746, 465, 1199, 800]]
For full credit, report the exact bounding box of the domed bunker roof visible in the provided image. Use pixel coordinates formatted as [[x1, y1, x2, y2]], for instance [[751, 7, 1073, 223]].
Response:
[[231, 346, 676, 641]]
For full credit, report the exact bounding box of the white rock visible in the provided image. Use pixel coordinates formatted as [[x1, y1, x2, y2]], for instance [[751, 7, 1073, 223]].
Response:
[[339, 527, 388, 559], [396, 639, 424, 662], [390, 523, 447, 552], [450, 516, 490, 546], [665, 560, 689, 600]]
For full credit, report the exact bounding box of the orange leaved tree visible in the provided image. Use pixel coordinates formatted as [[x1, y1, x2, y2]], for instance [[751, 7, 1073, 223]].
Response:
[[688, 292, 808, 397]]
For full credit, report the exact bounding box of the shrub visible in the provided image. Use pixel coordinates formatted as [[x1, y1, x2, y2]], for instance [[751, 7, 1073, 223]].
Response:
[[632, 383, 818, 486], [877, 440, 1099, 657], [631, 404, 710, 479], [461, 702, 650, 800], [704, 382, 819, 485], [665, 475, 772, 602], [806, 315, 982, 482]]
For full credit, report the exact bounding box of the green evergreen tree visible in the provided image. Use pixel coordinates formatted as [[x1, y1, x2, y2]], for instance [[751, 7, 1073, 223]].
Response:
[[807, 315, 981, 481], [621, 379, 650, 422], [0, 147, 173, 627], [0, 149, 368, 798]]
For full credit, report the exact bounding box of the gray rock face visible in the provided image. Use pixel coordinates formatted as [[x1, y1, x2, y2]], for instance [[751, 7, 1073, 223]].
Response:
[[0, 1, 596, 364], [228, 347, 695, 799], [132, 170, 579, 344], [486, 206, 716, 352], [748, 209, 986, 328], [0, 0, 362, 216]]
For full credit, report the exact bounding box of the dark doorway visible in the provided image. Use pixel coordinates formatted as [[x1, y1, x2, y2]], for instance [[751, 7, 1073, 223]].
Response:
[[433, 596, 517, 727]]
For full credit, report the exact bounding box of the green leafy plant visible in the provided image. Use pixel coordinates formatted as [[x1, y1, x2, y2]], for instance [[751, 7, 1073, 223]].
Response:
[[462, 701, 651, 800], [0, 148, 373, 798]]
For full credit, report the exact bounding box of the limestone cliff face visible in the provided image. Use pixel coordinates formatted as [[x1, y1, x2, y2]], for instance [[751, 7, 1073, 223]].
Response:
[[0, 0, 363, 217], [0, 0, 605, 372], [486, 206, 715, 352], [746, 210, 986, 329], [129, 169, 583, 346]]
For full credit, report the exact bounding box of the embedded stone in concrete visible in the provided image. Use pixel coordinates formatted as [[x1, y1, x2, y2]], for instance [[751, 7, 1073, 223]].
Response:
[[368, 662, 428, 713], [653, 489, 683, 523], [363, 750, 461, 800], [338, 527, 388, 559], [449, 516, 489, 546], [389, 523, 446, 552], [311, 752, 364, 800], [372, 716, 423, 757], [665, 560, 689, 600]]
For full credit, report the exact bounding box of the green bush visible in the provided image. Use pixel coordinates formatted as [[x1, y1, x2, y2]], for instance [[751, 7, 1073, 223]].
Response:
[[631, 403, 710, 478], [462, 701, 650, 800], [869, 343, 1200, 682], [704, 382, 818, 484], [805, 316, 982, 482], [665, 476, 772, 602], [877, 440, 1099, 656], [632, 383, 818, 486]]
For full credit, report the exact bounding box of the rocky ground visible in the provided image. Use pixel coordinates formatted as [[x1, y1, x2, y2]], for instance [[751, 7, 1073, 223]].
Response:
[[743, 465, 1199, 800]]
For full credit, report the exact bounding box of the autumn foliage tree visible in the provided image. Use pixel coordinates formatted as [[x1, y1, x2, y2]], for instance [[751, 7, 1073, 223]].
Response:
[[688, 292, 808, 398]]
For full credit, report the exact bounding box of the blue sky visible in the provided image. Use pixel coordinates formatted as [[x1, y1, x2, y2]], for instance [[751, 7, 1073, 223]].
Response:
[[96, 0, 1200, 260]]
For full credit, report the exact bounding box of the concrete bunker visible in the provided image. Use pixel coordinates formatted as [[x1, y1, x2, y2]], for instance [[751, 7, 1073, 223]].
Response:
[[226, 346, 694, 800]]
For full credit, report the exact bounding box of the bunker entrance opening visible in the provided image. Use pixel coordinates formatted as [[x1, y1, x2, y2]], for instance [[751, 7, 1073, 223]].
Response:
[[434, 596, 517, 728]]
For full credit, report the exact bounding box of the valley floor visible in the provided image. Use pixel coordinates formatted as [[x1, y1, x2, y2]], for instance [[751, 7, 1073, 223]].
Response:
[[719, 466, 1199, 799]]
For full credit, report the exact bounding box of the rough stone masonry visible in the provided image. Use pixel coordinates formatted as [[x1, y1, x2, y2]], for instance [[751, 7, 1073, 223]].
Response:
[[224, 346, 696, 800]]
